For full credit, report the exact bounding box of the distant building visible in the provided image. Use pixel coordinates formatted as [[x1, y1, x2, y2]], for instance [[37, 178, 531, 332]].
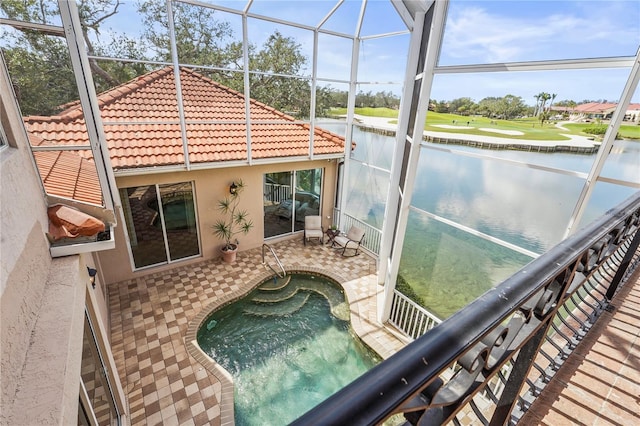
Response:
[[551, 102, 640, 122]]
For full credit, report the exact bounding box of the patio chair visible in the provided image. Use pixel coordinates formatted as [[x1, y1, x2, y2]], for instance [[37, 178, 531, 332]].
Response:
[[304, 215, 324, 245], [332, 226, 365, 256]]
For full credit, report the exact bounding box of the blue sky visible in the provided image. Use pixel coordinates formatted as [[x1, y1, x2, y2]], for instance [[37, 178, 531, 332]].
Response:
[[91, 0, 640, 104]]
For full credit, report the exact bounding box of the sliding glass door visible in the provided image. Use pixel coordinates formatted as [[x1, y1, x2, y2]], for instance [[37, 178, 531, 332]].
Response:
[[120, 181, 200, 269], [263, 168, 323, 238]]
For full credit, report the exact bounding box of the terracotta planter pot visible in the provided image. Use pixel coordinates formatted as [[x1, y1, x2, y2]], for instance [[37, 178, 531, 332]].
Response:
[[221, 245, 238, 263]]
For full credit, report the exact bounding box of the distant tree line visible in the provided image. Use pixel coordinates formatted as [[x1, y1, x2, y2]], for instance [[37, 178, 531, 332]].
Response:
[[319, 88, 400, 111], [1, 0, 403, 120], [427, 93, 606, 124], [1, 0, 606, 125], [429, 95, 532, 120]]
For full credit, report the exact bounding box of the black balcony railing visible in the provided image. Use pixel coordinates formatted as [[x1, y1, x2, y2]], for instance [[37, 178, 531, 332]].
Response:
[[293, 191, 640, 426]]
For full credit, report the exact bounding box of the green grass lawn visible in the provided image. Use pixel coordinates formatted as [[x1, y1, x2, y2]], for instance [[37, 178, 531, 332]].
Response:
[[328, 107, 640, 141]]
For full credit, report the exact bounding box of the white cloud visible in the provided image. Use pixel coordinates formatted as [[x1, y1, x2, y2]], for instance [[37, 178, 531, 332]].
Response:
[[441, 1, 639, 64]]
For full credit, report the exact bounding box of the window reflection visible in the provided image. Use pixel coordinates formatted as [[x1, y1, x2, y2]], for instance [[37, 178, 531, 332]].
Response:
[[81, 312, 119, 425], [120, 182, 199, 269], [263, 169, 322, 238], [413, 147, 585, 253]]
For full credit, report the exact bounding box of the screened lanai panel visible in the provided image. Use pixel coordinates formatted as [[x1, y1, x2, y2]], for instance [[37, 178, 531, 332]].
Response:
[[430, 68, 630, 124], [246, 17, 312, 79], [350, 124, 394, 170], [2, 26, 107, 206], [82, 1, 153, 65], [439, 0, 640, 66], [411, 147, 585, 254], [359, 0, 408, 37], [599, 85, 640, 185], [398, 209, 533, 319], [171, 5, 244, 72], [246, 16, 313, 121], [313, 82, 348, 155], [317, 0, 362, 35], [576, 182, 639, 230], [344, 160, 389, 229], [317, 33, 353, 82], [0, 0, 62, 26], [1, 30, 81, 117], [249, 74, 311, 121], [599, 140, 640, 185], [245, 0, 337, 27], [315, 81, 349, 122], [357, 35, 409, 87]]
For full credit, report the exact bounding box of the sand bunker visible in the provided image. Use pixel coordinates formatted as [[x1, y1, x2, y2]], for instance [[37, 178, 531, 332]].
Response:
[[433, 124, 473, 130], [479, 128, 524, 136]]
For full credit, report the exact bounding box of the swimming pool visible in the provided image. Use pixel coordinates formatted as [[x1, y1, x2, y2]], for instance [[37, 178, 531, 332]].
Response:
[[196, 273, 380, 425]]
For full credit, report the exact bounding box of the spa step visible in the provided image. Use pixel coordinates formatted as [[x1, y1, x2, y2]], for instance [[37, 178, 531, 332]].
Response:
[[244, 292, 310, 317], [253, 275, 350, 320], [252, 281, 299, 303], [258, 275, 292, 291]]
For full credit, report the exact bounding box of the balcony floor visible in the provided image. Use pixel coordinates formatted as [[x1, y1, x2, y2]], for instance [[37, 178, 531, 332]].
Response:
[[108, 237, 406, 425], [522, 267, 640, 425]]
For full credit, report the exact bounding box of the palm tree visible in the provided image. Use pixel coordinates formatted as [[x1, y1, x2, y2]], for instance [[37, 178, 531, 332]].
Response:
[[533, 93, 541, 116], [548, 93, 557, 112], [539, 92, 551, 116]]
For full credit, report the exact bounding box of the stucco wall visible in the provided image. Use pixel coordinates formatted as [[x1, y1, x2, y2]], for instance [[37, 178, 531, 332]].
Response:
[[0, 72, 49, 297], [97, 159, 339, 284], [1, 60, 53, 414], [3, 257, 87, 425], [1, 58, 124, 424]]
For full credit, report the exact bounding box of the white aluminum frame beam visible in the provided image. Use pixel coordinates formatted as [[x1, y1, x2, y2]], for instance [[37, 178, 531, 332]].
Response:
[[0, 18, 65, 36], [166, 0, 191, 171], [435, 56, 635, 74], [564, 47, 640, 238], [379, 0, 449, 322], [57, 0, 120, 213]]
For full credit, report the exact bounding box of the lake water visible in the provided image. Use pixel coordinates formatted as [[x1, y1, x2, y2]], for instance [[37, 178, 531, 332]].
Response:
[[318, 119, 639, 318]]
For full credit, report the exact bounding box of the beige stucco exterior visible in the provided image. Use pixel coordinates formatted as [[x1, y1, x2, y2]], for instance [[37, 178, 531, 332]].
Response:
[[1, 58, 127, 424], [97, 159, 340, 284]]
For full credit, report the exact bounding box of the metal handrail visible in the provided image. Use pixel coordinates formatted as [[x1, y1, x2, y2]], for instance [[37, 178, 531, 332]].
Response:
[[294, 191, 640, 425], [262, 243, 286, 278]]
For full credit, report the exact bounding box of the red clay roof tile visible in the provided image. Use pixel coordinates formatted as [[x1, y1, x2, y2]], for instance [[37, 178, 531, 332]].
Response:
[[24, 66, 346, 204], [25, 66, 345, 172], [32, 150, 103, 205]]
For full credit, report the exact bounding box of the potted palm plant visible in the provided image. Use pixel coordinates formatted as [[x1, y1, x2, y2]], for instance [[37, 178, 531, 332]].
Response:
[[212, 180, 254, 263]]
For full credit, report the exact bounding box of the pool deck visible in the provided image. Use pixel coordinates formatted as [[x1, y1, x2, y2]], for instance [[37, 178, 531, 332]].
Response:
[[108, 237, 407, 425]]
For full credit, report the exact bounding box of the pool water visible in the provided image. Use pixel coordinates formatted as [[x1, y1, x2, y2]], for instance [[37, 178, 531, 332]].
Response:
[[196, 273, 380, 425]]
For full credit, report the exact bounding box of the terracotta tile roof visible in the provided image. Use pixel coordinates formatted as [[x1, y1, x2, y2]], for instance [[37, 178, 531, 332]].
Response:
[[29, 134, 103, 205], [573, 102, 618, 113], [24, 67, 346, 171]]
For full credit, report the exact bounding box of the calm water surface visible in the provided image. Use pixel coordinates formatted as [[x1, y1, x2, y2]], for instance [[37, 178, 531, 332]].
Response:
[[319, 119, 639, 318], [197, 274, 379, 425]]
